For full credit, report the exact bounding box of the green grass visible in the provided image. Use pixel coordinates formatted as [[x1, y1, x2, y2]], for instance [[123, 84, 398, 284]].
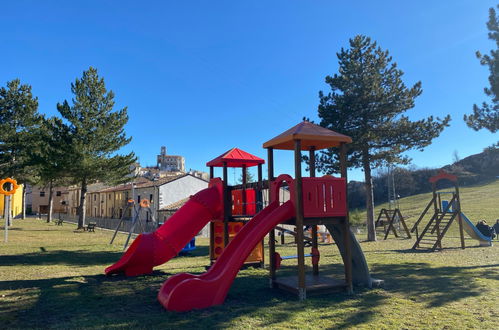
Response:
[[1, 178, 499, 330]]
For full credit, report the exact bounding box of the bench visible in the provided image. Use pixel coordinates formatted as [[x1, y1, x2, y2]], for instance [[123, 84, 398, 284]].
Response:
[[55, 218, 64, 226], [85, 222, 97, 232]]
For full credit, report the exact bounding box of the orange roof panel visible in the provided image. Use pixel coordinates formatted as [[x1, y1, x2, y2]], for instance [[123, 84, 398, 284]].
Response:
[[263, 121, 352, 150]]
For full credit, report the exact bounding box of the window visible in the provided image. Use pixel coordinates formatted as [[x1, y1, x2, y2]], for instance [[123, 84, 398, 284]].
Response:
[[94, 195, 96, 201], [149, 194, 153, 204], [109, 194, 111, 200], [138, 195, 141, 203], [40, 191, 45, 197], [56, 191, 61, 197]]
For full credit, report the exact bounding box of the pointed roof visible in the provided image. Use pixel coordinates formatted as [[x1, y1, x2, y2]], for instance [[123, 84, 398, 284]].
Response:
[[263, 121, 352, 150], [206, 147, 265, 168]]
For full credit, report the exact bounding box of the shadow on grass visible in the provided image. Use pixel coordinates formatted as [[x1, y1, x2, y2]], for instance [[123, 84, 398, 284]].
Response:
[[372, 262, 497, 308], [1, 258, 496, 328], [0, 250, 125, 267]]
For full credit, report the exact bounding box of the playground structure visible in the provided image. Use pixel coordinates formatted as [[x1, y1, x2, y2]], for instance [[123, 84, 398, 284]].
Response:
[[375, 166, 411, 240], [109, 198, 158, 250], [411, 171, 493, 251], [375, 208, 411, 240], [206, 148, 265, 267], [106, 121, 377, 311], [1, 178, 20, 243]]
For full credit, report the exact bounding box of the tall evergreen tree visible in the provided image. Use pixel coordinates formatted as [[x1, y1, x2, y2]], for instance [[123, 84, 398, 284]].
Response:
[[315, 35, 450, 241], [31, 117, 73, 223], [0, 79, 41, 218], [464, 5, 499, 134], [57, 67, 136, 229]]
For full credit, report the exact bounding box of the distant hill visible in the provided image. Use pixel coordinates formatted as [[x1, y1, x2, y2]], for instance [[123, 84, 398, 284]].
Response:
[[348, 145, 499, 209]]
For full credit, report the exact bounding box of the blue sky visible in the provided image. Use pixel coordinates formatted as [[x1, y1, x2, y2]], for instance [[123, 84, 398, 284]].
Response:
[[1, 0, 497, 183]]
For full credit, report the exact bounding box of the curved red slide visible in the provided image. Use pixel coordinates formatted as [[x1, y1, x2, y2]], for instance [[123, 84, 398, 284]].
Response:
[[105, 179, 223, 277], [158, 200, 295, 311]]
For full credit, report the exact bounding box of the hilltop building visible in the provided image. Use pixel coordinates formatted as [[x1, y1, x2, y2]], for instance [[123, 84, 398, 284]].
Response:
[[157, 146, 185, 172]]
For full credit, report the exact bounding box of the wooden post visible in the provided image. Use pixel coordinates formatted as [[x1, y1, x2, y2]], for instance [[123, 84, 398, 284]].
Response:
[[209, 166, 214, 179], [257, 163, 264, 267], [242, 165, 247, 215], [222, 162, 229, 247], [431, 183, 442, 249], [309, 147, 319, 276], [294, 140, 306, 300], [257, 163, 263, 212], [340, 142, 353, 293], [455, 183, 465, 249], [267, 147, 276, 287]]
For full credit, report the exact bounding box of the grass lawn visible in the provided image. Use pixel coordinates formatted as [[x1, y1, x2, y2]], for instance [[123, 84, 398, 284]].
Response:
[[1, 216, 497, 329]]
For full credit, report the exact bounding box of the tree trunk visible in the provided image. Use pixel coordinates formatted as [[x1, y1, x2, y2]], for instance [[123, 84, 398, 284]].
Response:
[[21, 185, 26, 219], [77, 179, 87, 229], [362, 151, 377, 241], [47, 181, 54, 223]]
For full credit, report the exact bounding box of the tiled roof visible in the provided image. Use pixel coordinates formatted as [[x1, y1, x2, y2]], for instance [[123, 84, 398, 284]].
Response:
[[136, 174, 189, 188], [158, 197, 190, 211]]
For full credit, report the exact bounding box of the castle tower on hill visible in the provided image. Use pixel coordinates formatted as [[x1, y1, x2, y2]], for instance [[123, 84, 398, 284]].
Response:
[[157, 146, 185, 172]]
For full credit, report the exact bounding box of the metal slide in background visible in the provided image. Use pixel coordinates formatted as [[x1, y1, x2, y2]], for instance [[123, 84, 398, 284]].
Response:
[[460, 212, 493, 247]]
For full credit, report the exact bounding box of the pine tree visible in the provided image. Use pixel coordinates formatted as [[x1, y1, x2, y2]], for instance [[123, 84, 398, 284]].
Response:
[[464, 5, 499, 134], [0, 79, 41, 218], [237, 167, 255, 184], [57, 67, 136, 229], [315, 35, 450, 241], [31, 117, 73, 223]]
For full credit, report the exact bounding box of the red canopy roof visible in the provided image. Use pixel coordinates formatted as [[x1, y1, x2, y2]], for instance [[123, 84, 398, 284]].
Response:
[[206, 148, 265, 168]]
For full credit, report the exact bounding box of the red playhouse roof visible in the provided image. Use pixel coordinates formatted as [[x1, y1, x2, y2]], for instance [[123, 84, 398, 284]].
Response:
[[206, 148, 265, 168], [263, 121, 352, 151], [429, 170, 458, 183]]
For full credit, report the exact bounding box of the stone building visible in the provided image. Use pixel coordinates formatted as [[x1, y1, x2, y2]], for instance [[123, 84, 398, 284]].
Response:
[[157, 146, 185, 172]]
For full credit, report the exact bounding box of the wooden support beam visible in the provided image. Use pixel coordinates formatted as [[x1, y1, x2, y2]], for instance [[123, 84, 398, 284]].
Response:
[[257, 163, 264, 267], [222, 162, 229, 247], [340, 142, 353, 293], [309, 147, 319, 276], [242, 165, 247, 215], [294, 140, 306, 300], [455, 183, 465, 249], [267, 148, 276, 287]]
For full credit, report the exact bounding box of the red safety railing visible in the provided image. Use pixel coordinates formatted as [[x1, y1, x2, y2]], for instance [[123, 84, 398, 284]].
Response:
[[302, 176, 347, 217], [270, 174, 347, 218]]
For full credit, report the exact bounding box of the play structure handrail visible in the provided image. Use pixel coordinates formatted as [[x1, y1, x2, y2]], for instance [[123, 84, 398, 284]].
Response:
[[271, 174, 295, 204], [411, 195, 436, 233]]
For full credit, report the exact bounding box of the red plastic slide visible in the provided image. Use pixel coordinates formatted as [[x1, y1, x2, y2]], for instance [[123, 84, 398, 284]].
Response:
[[158, 200, 295, 311], [105, 179, 223, 277]]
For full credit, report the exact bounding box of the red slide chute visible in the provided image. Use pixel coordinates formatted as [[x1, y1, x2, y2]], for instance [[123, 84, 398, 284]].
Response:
[[158, 200, 295, 311], [105, 179, 223, 277]]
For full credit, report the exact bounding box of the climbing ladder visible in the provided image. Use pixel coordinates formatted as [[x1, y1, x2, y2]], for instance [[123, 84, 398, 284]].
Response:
[[411, 171, 465, 251]]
